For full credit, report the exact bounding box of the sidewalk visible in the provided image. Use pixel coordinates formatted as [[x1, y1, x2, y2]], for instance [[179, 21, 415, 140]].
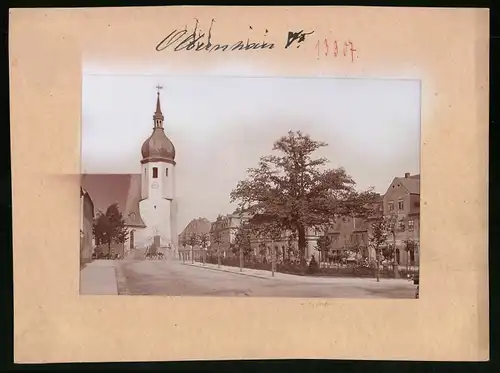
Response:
[[184, 261, 276, 280], [184, 262, 414, 287], [80, 260, 118, 295]]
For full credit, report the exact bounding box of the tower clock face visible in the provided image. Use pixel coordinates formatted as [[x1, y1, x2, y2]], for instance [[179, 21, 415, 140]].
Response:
[[151, 182, 159, 189]]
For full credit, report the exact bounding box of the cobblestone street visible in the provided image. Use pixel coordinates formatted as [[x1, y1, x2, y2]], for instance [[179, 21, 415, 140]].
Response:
[[107, 259, 417, 298]]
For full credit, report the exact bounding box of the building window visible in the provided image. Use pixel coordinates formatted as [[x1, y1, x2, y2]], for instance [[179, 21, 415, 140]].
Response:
[[398, 199, 404, 210], [152, 167, 158, 178], [408, 220, 414, 231], [399, 221, 405, 231], [165, 168, 169, 177], [388, 201, 394, 211]]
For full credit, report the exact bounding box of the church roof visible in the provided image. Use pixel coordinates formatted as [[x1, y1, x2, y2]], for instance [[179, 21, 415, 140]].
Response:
[[141, 128, 176, 162], [141, 91, 176, 163], [80, 174, 146, 227]]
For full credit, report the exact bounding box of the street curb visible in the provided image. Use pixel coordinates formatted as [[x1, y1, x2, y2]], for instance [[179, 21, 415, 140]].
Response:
[[184, 263, 274, 280], [114, 263, 130, 295]]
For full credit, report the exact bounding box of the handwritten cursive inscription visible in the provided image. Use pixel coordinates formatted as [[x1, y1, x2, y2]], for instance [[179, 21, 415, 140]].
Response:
[[156, 19, 275, 52], [285, 30, 315, 49]]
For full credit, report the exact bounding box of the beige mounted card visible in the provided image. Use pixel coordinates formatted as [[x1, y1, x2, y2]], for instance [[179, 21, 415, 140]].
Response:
[[10, 6, 489, 363]]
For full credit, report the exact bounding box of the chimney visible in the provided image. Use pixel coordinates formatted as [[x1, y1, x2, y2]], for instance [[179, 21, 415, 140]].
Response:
[[405, 172, 410, 178]]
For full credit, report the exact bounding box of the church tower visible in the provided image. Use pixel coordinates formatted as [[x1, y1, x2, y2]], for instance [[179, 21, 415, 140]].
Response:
[[138, 86, 176, 250]]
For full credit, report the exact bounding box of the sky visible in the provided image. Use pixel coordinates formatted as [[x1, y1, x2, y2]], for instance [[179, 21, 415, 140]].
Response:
[[82, 73, 420, 231]]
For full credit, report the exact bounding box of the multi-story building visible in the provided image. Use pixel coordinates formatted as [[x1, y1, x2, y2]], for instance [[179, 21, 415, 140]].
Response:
[[210, 210, 320, 261], [80, 187, 95, 267], [179, 217, 212, 247], [382, 172, 420, 266], [322, 194, 383, 261], [209, 210, 251, 257]]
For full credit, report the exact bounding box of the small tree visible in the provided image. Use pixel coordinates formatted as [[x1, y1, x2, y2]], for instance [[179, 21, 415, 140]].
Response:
[[368, 218, 389, 282], [315, 233, 333, 265], [211, 230, 222, 267], [234, 222, 252, 271], [385, 214, 401, 278], [188, 232, 198, 263], [199, 233, 209, 265], [230, 243, 238, 257], [403, 238, 417, 270], [93, 203, 128, 256], [258, 243, 267, 259], [93, 211, 109, 247]]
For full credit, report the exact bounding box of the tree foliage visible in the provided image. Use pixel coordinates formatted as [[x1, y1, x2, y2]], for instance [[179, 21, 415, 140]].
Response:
[[230, 130, 377, 266], [199, 233, 209, 250], [188, 232, 199, 247], [92, 203, 128, 249], [368, 216, 391, 281], [315, 233, 333, 262], [233, 221, 253, 258], [211, 230, 222, 253]]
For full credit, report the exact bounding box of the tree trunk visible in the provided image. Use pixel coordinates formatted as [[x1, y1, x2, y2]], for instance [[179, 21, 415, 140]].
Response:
[[297, 224, 307, 269], [239, 246, 243, 272], [271, 245, 276, 277], [217, 244, 221, 268], [392, 232, 400, 278]]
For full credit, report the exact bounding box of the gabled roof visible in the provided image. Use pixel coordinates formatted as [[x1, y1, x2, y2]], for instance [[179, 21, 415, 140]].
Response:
[[387, 174, 420, 195], [179, 218, 212, 239]]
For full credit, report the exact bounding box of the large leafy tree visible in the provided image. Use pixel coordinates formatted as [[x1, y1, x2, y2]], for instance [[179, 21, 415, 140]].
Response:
[[93, 203, 128, 252], [230, 131, 377, 268]]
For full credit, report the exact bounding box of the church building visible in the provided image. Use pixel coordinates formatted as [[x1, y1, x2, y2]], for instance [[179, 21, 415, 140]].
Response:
[[81, 88, 178, 258]]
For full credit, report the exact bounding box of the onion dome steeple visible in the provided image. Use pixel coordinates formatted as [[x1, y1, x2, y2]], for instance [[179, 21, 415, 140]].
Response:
[[141, 86, 176, 163]]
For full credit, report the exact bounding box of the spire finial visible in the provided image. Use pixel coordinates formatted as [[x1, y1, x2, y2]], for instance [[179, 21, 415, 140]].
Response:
[[153, 85, 164, 128]]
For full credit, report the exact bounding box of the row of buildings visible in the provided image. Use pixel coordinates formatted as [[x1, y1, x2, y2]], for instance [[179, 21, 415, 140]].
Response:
[[179, 172, 420, 266]]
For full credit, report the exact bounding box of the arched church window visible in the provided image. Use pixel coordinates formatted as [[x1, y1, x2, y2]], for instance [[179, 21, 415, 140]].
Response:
[[165, 168, 169, 177], [153, 167, 158, 178]]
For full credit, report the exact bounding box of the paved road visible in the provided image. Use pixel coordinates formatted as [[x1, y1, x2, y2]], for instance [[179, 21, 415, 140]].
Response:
[[115, 259, 417, 298]]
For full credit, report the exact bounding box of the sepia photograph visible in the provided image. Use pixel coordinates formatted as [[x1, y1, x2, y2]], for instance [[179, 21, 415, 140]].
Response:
[[79, 73, 421, 298]]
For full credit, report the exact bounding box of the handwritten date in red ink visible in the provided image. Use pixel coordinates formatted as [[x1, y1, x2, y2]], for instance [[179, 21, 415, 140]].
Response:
[[315, 39, 357, 62]]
